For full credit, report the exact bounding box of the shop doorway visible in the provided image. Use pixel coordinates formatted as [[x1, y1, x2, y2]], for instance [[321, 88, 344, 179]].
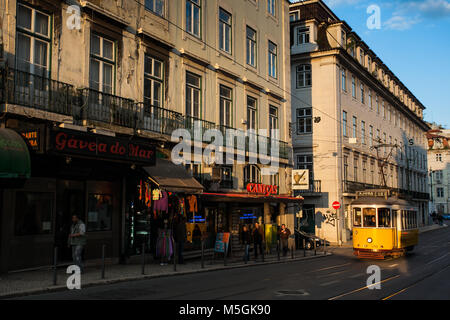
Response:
[[55, 180, 85, 262], [300, 205, 315, 234]]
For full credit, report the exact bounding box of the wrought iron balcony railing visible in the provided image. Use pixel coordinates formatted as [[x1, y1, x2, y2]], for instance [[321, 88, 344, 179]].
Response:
[[295, 180, 322, 193], [2, 68, 74, 116], [1, 68, 292, 159]]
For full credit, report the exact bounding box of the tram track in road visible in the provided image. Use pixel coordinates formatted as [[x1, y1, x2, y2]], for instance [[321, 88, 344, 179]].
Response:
[[382, 263, 450, 300]]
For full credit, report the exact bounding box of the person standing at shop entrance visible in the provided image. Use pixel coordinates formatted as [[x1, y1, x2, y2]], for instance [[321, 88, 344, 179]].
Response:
[[278, 224, 291, 256], [241, 225, 251, 262], [252, 222, 264, 260], [174, 217, 187, 264], [68, 214, 87, 272]]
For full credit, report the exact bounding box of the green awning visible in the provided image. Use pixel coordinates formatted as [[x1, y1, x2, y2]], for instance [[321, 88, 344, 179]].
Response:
[[0, 128, 31, 179]]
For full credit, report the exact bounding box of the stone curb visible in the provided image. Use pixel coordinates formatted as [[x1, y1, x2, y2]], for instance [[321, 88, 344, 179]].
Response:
[[0, 253, 332, 299]]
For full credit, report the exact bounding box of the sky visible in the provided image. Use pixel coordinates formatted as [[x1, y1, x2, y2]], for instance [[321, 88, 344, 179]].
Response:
[[320, 0, 450, 128]]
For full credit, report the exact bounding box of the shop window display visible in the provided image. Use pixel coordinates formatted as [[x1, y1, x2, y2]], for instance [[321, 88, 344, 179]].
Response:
[[87, 194, 113, 232], [15, 192, 54, 236]]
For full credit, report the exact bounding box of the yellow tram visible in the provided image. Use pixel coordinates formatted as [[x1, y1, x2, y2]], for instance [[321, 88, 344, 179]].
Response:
[[352, 190, 419, 259]]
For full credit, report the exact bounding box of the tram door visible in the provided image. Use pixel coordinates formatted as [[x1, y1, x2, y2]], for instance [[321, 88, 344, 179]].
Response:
[[392, 210, 398, 247]]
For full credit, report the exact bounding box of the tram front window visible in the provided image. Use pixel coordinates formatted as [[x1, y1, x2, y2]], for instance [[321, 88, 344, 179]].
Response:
[[353, 208, 362, 227], [378, 208, 391, 227], [363, 208, 376, 227]]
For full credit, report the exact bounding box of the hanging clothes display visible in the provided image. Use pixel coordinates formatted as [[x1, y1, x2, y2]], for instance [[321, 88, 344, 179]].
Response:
[[156, 227, 173, 259], [186, 195, 198, 213], [152, 188, 161, 201], [154, 190, 169, 212]]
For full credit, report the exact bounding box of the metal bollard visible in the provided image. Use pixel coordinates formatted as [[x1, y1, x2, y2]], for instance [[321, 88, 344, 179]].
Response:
[[277, 241, 280, 261], [291, 245, 294, 259], [314, 239, 316, 256], [53, 247, 58, 286], [224, 245, 227, 266], [201, 240, 205, 269], [101, 244, 106, 279], [173, 241, 177, 272], [324, 238, 327, 255], [262, 245, 265, 263], [303, 239, 306, 257], [141, 242, 145, 275]]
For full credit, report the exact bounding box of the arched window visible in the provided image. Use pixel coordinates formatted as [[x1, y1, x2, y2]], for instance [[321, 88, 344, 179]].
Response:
[[244, 165, 261, 184]]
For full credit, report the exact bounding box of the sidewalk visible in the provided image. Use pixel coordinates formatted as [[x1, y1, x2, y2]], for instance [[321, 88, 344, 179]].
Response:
[[419, 223, 448, 234], [0, 249, 331, 299]]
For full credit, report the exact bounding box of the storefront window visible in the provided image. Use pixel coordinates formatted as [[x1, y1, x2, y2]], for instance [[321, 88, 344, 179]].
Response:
[[15, 192, 54, 236], [87, 194, 113, 231]]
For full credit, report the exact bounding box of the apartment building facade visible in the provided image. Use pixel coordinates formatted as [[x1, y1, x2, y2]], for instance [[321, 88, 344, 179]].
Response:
[[289, 0, 430, 244], [427, 126, 450, 214], [0, 0, 295, 272]]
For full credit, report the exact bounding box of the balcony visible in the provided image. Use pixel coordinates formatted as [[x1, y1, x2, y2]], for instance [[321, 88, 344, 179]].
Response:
[[295, 180, 322, 195], [1, 68, 292, 159], [2, 68, 74, 116]]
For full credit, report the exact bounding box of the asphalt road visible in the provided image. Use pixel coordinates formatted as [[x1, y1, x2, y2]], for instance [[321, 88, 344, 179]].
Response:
[[17, 225, 450, 300]]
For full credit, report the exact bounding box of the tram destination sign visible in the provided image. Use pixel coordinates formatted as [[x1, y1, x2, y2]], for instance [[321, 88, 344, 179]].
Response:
[[356, 189, 393, 199]]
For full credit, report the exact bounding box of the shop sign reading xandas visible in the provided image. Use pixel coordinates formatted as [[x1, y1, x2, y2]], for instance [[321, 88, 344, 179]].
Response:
[[246, 183, 278, 196]]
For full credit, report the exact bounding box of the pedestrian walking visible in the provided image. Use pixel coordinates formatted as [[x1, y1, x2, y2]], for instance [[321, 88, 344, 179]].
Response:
[[68, 214, 87, 273], [241, 225, 251, 262], [252, 222, 264, 259], [278, 224, 291, 256]]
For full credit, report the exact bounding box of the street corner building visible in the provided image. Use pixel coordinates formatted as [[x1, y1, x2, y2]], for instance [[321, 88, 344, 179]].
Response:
[[0, 0, 298, 273], [289, 0, 430, 245]]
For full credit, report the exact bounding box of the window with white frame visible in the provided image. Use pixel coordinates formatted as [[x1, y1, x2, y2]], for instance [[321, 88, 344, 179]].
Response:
[[269, 105, 278, 132], [361, 121, 366, 144], [341, 69, 347, 91], [244, 165, 261, 184], [246, 26, 257, 67], [296, 108, 312, 134], [145, 0, 164, 17], [144, 55, 163, 107], [360, 83, 365, 104], [343, 111, 348, 137], [296, 154, 314, 181], [437, 187, 444, 198], [90, 34, 115, 94], [219, 8, 231, 54], [186, 71, 201, 118], [290, 11, 299, 22], [186, 0, 201, 37], [297, 27, 310, 45], [247, 96, 257, 130], [16, 3, 51, 76], [219, 84, 233, 127], [268, 41, 277, 78], [267, 0, 276, 16], [352, 76, 356, 98], [296, 64, 311, 88]]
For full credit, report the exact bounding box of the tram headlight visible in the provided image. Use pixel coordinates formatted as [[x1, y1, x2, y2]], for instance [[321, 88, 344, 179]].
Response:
[[367, 237, 373, 243]]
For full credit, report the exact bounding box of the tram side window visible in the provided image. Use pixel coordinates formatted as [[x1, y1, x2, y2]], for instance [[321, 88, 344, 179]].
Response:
[[363, 208, 376, 227], [378, 208, 391, 227], [353, 208, 362, 227], [392, 210, 398, 228], [401, 211, 406, 229]]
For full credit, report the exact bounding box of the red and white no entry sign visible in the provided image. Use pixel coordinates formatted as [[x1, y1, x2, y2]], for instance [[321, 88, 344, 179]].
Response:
[[332, 201, 341, 210]]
